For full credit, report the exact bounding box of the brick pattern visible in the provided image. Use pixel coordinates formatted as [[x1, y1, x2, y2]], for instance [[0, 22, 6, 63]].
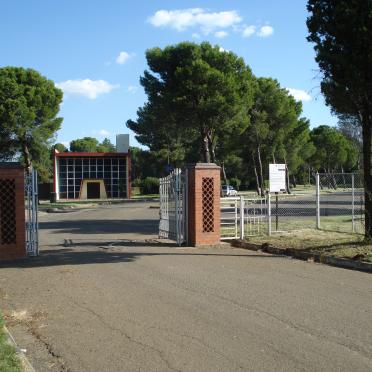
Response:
[[0, 179, 16, 244], [187, 164, 221, 246], [0, 166, 26, 260], [202, 177, 214, 232]]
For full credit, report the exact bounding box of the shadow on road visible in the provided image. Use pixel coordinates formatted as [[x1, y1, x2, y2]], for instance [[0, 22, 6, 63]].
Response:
[[39, 219, 158, 235], [0, 246, 282, 269]]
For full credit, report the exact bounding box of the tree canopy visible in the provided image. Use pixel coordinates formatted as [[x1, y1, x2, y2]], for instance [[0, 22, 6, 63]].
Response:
[[307, 0, 372, 236], [309, 125, 358, 172], [69, 137, 115, 152], [127, 42, 254, 163], [0, 67, 63, 173]]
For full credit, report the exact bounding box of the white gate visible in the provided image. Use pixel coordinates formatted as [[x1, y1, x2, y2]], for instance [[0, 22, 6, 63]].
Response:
[[25, 168, 39, 256], [221, 196, 267, 240], [159, 169, 187, 245]]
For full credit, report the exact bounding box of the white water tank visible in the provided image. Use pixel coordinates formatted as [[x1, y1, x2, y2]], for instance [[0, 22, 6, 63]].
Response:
[[116, 134, 129, 153]]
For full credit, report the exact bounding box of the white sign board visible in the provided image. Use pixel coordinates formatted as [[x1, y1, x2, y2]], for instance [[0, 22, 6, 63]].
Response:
[[269, 164, 286, 193]]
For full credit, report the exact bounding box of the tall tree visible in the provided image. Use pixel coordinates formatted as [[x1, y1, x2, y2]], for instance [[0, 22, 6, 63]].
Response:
[[242, 77, 313, 194], [97, 138, 116, 152], [53, 143, 68, 153], [309, 125, 358, 172], [307, 0, 372, 237], [127, 42, 254, 163], [0, 67, 63, 172], [70, 137, 99, 152]]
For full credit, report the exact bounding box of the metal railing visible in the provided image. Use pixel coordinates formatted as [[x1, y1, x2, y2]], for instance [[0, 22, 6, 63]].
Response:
[[221, 196, 267, 240]]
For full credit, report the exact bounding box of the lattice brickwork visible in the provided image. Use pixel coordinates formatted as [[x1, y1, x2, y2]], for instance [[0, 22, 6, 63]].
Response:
[[202, 177, 214, 232], [0, 179, 16, 244]]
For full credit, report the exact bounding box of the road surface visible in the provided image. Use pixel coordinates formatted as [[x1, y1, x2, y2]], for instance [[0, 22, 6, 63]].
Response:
[[0, 203, 371, 371]]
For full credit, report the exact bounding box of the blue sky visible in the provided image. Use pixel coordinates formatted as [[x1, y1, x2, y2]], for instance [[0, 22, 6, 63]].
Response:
[[1, 0, 337, 149]]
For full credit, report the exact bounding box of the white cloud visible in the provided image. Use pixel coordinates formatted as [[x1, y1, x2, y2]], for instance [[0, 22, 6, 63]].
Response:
[[127, 85, 138, 93], [148, 8, 242, 34], [56, 79, 119, 99], [215, 30, 228, 38], [286, 88, 312, 102], [192, 33, 201, 39], [116, 51, 134, 64], [257, 25, 274, 37], [219, 47, 228, 53], [99, 129, 110, 136], [242, 25, 256, 38]]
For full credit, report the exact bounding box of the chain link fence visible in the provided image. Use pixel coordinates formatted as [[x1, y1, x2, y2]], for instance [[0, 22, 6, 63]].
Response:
[[317, 173, 364, 234], [268, 192, 316, 234]]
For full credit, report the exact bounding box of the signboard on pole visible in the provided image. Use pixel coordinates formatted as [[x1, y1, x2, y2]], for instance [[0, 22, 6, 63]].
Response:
[[269, 164, 286, 193]]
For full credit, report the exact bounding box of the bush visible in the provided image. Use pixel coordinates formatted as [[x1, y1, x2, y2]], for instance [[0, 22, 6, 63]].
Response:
[[131, 178, 142, 187], [141, 177, 159, 194], [229, 177, 241, 191]]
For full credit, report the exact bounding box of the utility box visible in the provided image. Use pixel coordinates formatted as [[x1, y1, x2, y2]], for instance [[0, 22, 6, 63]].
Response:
[[116, 134, 130, 153]]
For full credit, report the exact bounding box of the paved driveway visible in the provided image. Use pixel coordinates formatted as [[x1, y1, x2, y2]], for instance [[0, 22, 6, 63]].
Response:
[[0, 203, 371, 372]]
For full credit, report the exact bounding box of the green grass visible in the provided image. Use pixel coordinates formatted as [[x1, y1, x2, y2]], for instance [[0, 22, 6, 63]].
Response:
[[131, 194, 159, 199], [246, 228, 372, 263], [0, 314, 22, 372]]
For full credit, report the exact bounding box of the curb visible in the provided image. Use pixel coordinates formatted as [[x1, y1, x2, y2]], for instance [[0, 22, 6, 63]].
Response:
[[231, 240, 372, 273], [4, 325, 35, 372]]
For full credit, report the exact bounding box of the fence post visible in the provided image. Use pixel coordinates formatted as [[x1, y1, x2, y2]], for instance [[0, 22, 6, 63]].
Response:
[[268, 192, 272, 236], [240, 195, 244, 240], [352, 173, 355, 233], [316, 173, 320, 229]]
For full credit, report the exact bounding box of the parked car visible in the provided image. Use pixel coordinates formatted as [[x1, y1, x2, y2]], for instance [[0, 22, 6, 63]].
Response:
[[221, 185, 238, 197]]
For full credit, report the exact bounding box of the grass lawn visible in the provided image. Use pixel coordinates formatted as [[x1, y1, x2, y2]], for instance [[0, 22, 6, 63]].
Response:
[[246, 228, 372, 263], [0, 314, 21, 372]]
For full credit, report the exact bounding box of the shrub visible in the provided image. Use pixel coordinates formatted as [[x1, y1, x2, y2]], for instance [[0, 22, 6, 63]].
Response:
[[131, 178, 142, 187], [141, 177, 159, 194], [229, 177, 241, 191]]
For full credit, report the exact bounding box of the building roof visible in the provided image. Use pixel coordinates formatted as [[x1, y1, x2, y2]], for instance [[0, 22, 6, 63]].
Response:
[[54, 151, 129, 158]]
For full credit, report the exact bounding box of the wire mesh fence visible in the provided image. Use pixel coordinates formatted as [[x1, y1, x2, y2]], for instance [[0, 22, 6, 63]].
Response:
[[268, 192, 316, 233], [318, 173, 364, 234]]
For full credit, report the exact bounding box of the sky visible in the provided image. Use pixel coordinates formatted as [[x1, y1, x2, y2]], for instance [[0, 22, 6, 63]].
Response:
[[0, 0, 338, 149]]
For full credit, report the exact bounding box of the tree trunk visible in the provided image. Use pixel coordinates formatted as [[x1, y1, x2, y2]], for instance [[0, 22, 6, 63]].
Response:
[[202, 132, 211, 163], [257, 146, 264, 196], [292, 174, 297, 188], [22, 142, 32, 173], [284, 155, 291, 194], [221, 161, 228, 186], [207, 131, 216, 163], [251, 151, 261, 195], [362, 116, 372, 238]]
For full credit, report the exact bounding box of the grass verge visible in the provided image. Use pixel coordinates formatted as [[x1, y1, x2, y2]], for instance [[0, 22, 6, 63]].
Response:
[[246, 229, 372, 263], [0, 313, 22, 372]]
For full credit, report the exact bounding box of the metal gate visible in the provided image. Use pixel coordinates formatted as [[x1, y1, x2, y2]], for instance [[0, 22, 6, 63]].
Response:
[[25, 168, 39, 256], [221, 196, 267, 240], [159, 169, 187, 245]]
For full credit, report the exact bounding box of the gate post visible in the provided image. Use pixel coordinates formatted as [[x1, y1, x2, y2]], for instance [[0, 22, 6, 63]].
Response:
[[186, 163, 221, 247], [0, 163, 26, 260]]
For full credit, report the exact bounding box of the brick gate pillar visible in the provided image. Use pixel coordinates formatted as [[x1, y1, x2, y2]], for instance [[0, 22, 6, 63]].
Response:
[[0, 163, 26, 260], [187, 163, 221, 247]]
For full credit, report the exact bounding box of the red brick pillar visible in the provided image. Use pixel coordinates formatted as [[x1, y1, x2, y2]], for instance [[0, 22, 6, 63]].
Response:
[[187, 163, 221, 246], [0, 163, 26, 260]]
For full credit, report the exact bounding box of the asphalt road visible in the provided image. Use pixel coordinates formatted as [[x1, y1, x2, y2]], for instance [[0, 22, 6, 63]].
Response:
[[0, 203, 372, 372]]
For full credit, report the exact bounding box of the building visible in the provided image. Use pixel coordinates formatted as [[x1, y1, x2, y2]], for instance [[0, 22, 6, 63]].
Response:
[[53, 134, 131, 200]]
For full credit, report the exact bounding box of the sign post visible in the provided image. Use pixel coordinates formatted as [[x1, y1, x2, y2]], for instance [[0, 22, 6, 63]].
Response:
[[269, 164, 286, 232]]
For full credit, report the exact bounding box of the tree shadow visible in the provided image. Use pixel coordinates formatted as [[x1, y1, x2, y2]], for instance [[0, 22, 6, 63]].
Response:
[[39, 219, 159, 236], [0, 245, 283, 269]]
